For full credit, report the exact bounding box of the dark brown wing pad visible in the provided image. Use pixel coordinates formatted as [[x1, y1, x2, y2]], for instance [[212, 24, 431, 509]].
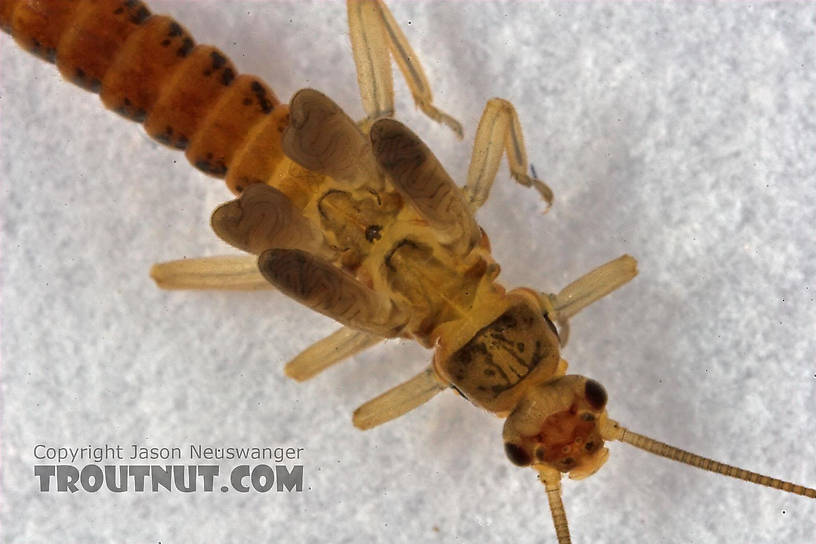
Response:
[[211, 184, 329, 257], [258, 248, 407, 337], [369, 118, 480, 256], [282, 88, 382, 191]]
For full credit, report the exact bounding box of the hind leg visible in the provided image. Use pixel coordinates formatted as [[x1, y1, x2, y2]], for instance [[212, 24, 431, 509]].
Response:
[[346, 0, 461, 136], [463, 98, 554, 211]]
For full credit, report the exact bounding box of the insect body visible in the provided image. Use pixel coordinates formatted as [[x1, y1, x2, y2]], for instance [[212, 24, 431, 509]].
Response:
[[1, 1, 816, 544]]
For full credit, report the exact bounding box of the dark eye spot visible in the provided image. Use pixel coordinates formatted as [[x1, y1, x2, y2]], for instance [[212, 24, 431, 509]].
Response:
[[584, 379, 607, 410], [364, 224, 382, 242], [504, 443, 531, 466]]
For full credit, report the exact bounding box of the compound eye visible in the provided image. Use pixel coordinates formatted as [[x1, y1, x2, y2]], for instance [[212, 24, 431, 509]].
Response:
[[504, 442, 532, 466], [584, 379, 607, 411]]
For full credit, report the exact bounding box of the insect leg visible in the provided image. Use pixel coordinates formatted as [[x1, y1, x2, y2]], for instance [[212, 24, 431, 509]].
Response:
[[463, 98, 554, 211], [370, 118, 480, 256], [352, 366, 447, 429], [258, 248, 408, 337], [542, 254, 638, 346], [285, 327, 383, 382], [346, 0, 462, 137], [150, 256, 271, 291]]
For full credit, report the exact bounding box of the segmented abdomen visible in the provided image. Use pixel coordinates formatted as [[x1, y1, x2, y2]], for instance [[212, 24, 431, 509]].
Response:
[[0, 0, 290, 194]]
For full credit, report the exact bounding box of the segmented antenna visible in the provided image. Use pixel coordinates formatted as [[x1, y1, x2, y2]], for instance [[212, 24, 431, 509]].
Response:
[[617, 426, 816, 499], [540, 469, 572, 544]]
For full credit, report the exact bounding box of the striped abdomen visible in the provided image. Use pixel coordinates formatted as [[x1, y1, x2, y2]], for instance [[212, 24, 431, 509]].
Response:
[[0, 0, 290, 194]]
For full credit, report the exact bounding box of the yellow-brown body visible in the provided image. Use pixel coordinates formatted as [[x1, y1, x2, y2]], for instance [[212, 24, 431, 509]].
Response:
[[0, 0, 563, 413]]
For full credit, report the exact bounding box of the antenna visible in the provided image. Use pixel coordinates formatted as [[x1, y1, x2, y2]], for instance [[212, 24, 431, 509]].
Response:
[[536, 417, 815, 544], [605, 420, 816, 498], [540, 467, 572, 544]]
